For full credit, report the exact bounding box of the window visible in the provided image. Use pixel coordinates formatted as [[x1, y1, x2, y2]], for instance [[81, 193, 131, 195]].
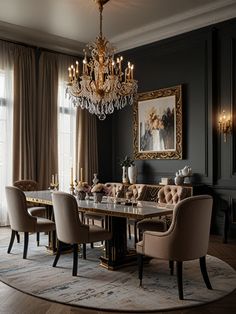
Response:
[[57, 79, 76, 192], [0, 69, 13, 225]]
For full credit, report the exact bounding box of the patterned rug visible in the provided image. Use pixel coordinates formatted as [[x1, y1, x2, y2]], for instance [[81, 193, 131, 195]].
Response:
[[0, 230, 235, 312]]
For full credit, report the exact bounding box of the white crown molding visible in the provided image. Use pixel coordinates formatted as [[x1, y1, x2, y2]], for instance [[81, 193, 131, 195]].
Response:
[[0, 21, 84, 56], [0, 0, 235, 55], [111, 0, 236, 52]]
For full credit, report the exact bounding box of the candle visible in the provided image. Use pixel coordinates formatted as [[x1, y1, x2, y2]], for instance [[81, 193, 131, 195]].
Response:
[[52, 174, 54, 185], [80, 167, 83, 183], [111, 60, 114, 75], [55, 173, 58, 185], [131, 64, 134, 80], [76, 61, 79, 74], [70, 168, 73, 185]]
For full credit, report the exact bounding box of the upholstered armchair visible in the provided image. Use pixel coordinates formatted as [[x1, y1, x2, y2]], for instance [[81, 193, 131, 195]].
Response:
[[137, 185, 189, 235], [105, 182, 125, 198], [52, 192, 112, 276], [124, 184, 146, 242], [85, 182, 124, 225], [126, 184, 146, 200], [136, 195, 213, 299], [13, 179, 47, 245], [5, 186, 55, 259]]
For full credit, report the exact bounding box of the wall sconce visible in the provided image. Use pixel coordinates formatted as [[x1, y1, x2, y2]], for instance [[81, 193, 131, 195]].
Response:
[[218, 110, 232, 142]]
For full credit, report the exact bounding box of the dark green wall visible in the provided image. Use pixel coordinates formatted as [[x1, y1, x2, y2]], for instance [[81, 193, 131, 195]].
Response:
[[97, 18, 236, 239]]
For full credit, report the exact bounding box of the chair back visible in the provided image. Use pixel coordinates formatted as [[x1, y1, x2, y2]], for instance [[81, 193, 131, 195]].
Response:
[[168, 195, 213, 260], [158, 185, 188, 204], [126, 184, 146, 200], [13, 180, 38, 191], [105, 182, 124, 197], [52, 192, 88, 244], [5, 186, 36, 232]]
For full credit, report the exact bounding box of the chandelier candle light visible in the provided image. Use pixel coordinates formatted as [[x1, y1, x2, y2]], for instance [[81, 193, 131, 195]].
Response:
[[218, 110, 232, 142], [66, 0, 138, 120]]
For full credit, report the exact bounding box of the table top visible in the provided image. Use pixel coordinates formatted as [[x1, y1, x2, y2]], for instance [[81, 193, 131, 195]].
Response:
[[25, 190, 174, 219]]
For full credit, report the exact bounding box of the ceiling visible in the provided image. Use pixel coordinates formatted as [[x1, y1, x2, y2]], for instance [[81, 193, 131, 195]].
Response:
[[0, 0, 235, 55]]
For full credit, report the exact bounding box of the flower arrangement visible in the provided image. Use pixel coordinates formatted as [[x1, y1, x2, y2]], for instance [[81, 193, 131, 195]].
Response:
[[91, 183, 111, 195], [76, 182, 91, 193], [120, 155, 134, 167]]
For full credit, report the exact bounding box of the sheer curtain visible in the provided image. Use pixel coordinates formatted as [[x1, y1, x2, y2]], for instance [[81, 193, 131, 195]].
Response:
[[0, 41, 13, 226], [57, 55, 77, 192], [57, 54, 98, 190]]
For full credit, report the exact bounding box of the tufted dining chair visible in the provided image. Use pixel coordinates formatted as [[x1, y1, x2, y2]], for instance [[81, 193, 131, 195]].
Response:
[[84, 182, 123, 248], [136, 195, 213, 300], [137, 185, 189, 236], [13, 179, 47, 245], [52, 191, 112, 276], [5, 186, 55, 259], [125, 184, 147, 242]]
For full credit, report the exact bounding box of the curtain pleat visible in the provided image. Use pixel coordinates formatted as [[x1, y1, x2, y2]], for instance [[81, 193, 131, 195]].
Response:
[[12, 47, 36, 182], [37, 51, 58, 189], [75, 108, 98, 185]]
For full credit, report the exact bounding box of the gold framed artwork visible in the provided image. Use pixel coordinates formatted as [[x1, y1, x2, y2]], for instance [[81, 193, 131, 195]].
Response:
[[133, 85, 182, 160]]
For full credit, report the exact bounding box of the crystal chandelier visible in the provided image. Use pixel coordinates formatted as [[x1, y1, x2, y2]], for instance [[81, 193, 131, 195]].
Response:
[[66, 0, 138, 120]]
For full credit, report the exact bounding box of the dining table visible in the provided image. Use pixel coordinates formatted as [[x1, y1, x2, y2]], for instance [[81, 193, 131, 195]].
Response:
[[25, 190, 174, 270]]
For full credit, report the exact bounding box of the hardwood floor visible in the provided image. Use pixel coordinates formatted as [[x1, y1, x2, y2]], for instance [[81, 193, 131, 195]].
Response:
[[0, 228, 235, 314]]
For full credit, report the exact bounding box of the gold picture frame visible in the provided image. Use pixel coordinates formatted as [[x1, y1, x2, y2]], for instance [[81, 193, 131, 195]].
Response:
[[133, 85, 182, 160]]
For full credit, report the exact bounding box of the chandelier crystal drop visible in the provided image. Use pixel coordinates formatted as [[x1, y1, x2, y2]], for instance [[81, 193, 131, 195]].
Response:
[[66, 0, 138, 120]]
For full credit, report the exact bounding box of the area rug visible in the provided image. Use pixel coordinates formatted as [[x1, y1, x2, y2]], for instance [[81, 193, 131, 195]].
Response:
[[0, 231, 235, 312]]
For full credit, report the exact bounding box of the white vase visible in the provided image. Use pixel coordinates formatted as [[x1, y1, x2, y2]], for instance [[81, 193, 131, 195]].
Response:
[[128, 165, 137, 184], [174, 175, 184, 185], [122, 166, 129, 184]]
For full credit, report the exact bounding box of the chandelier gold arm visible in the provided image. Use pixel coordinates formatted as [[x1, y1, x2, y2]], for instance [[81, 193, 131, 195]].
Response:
[[67, 0, 138, 120]]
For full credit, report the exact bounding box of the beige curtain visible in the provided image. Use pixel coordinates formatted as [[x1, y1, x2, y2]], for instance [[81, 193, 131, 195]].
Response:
[[75, 108, 98, 185], [12, 46, 37, 182], [37, 51, 58, 189]]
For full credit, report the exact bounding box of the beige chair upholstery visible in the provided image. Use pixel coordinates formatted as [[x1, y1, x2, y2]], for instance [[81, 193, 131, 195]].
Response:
[[85, 183, 124, 234], [105, 182, 124, 198], [136, 195, 213, 300], [5, 186, 55, 259], [137, 185, 189, 235], [13, 180, 46, 218], [126, 184, 146, 200], [52, 191, 112, 276], [158, 185, 188, 204], [13, 179, 47, 245]]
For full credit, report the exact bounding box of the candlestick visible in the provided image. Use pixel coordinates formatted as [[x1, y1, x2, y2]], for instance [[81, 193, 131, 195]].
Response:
[[52, 174, 54, 185], [70, 167, 73, 185]]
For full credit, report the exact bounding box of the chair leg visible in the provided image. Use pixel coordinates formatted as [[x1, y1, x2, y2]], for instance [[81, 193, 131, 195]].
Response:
[[36, 232, 40, 246], [128, 223, 131, 240], [90, 242, 94, 249], [134, 221, 138, 244], [169, 260, 174, 275], [138, 254, 143, 287], [199, 256, 212, 290], [53, 240, 62, 267], [73, 243, 78, 276], [7, 230, 16, 253], [16, 231, 20, 243], [23, 232, 29, 259], [83, 243, 86, 259], [176, 261, 183, 300], [101, 219, 104, 244]]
